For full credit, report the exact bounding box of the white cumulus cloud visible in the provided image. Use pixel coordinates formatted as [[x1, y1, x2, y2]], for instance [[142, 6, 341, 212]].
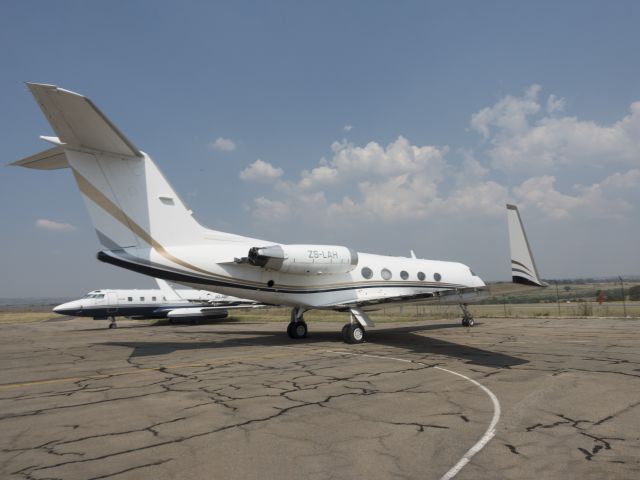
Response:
[[240, 85, 640, 231], [471, 86, 640, 173], [210, 137, 237, 151], [471, 84, 542, 140], [299, 136, 448, 191], [36, 219, 76, 232], [239, 159, 284, 183], [513, 169, 640, 219], [252, 197, 290, 222]]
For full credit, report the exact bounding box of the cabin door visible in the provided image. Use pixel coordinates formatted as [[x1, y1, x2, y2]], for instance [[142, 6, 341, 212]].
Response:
[[106, 292, 118, 314]]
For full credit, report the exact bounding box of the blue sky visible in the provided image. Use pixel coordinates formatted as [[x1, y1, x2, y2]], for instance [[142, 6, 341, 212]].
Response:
[[1, 1, 639, 297]]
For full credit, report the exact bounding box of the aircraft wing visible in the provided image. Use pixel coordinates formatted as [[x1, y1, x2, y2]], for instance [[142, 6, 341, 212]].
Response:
[[164, 302, 269, 319], [329, 287, 488, 312], [165, 307, 229, 319], [485, 281, 545, 296]]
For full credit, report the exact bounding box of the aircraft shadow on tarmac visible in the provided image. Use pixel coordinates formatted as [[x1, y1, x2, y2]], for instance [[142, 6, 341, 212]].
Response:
[[103, 322, 528, 368]]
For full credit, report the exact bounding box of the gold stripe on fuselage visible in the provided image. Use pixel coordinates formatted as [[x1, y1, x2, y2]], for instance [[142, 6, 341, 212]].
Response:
[[72, 168, 216, 277]]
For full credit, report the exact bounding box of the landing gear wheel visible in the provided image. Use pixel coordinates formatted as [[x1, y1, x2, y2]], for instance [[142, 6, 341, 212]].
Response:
[[108, 322, 117, 329], [344, 324, 365, 344], [341, 324, 350, 342], [287, 321, 307, 339], [462, 316, 475, 327]]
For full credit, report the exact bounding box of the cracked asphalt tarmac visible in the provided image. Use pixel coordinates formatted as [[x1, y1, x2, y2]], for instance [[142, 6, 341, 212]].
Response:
[[0, 316, 638, 479]]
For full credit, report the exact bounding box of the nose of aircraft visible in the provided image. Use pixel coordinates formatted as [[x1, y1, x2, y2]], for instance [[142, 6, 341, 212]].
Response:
[[53, 300, 80, 314]]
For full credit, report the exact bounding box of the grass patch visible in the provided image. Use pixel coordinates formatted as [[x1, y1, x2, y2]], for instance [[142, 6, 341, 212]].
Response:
[[0, 312, 57, 324]]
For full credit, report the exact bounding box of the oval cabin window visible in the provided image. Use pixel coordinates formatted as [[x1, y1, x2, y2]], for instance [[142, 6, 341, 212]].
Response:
[[361, 267, 373, 279]]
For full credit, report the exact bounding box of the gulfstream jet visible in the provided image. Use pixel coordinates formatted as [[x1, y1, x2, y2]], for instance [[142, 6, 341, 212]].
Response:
[[53, 278, 266, 328], [13, 83, 546, 343]]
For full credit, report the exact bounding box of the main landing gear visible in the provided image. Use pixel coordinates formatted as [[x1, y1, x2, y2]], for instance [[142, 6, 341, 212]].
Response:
[[460, 303, 475, 327], [108, 316, 117, 329], [341, 308, 370, 344], [285, 307, 371, 344], [287, 307, 308, 339], [341, 323, 365, 344]]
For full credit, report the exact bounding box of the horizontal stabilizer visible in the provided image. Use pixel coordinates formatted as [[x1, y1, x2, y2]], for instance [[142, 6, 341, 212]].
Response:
[[26, 83, 141, 157], [10, 145, 68, 170]]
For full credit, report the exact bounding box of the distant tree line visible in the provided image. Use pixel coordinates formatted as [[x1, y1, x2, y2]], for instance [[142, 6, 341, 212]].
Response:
[[481, 283, 640, 304], [544, 276, 640, 285]]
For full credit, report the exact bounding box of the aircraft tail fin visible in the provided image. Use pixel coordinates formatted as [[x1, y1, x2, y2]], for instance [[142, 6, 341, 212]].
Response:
[[12, 83, 206, 251], [506, 204, 545, 287], [155, 279, 183, 301], [26, 83, 140, 157]]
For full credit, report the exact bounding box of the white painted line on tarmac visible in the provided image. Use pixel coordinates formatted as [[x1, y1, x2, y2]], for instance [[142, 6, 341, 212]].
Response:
[[324, 350, 501, 480], [435, 365, 501, 480]]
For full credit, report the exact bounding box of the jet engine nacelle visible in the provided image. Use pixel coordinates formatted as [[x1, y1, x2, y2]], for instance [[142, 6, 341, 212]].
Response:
[[246, 244, 358, 275]]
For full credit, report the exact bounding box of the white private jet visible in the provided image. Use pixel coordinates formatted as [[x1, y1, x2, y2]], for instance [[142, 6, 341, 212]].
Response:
[[53, 278, 267, 328], [13, 83, 546, 343]]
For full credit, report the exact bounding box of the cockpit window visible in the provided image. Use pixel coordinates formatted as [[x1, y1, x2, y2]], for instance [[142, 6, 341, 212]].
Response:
[[94, 294, 105, 299]]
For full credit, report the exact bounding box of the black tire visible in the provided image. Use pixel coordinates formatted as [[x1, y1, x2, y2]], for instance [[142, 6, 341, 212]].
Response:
[[345, 324, 365, 344], [289, 321, 307, 339], [341, 324, 350, 342], [108, 323, 117, 329], [467, 317, 475, 327]]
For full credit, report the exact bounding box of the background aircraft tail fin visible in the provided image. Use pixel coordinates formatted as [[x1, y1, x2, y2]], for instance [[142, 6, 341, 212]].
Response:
[[155, 279, 183, 300], [506, 204, 545, 287]]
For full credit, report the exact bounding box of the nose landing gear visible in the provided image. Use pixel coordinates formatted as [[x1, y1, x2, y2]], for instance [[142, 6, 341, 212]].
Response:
[[460, 304, 475, 327]]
